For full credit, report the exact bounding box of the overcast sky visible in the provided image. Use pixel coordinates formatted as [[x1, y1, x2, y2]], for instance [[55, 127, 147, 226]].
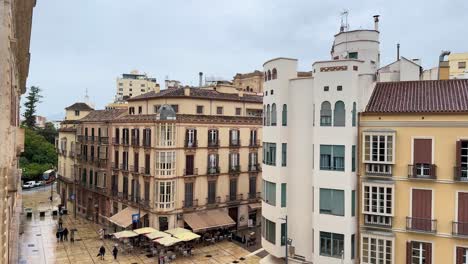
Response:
[[26, 0, 468, 119]]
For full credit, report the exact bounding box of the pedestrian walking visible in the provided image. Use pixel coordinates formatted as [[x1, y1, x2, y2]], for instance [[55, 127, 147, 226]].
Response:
[[112, 244, 118, 260], [55, 231, 60, 242], [59, 230, 64, 242], [63, 228, 69, 241], [98, 245, 106, 260], [58, 216, 63, 229]]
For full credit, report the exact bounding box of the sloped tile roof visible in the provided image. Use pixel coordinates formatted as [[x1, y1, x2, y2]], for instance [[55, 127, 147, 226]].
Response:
[[128, 87, 262, 103], [79, 109, 127, 122], [365, 79, 468, 113], [65, 102, 94, 111]]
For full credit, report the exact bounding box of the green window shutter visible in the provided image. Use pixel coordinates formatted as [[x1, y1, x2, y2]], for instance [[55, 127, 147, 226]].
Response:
[[282, 143, 287, 167], [281, 223, 286, 246], [320, 189, 332, 214], [351, 190, 356, 217], [333, 145, 345, 157], [281, 183, 287, 207], [352, 145, 356, 172], [333, 190, 345, 216]]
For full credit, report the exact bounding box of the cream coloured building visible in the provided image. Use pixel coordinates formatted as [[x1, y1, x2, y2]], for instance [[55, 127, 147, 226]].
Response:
[[0, 0, 35, 262], [58, 87, 263, 234], [116, 70, 160, 101], [448, 52, 468, 79]]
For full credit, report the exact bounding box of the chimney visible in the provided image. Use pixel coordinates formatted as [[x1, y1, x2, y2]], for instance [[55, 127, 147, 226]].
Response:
[[373, 15, 380, 31], [397, 43, 400, 60], [199, 72, 203, 88]]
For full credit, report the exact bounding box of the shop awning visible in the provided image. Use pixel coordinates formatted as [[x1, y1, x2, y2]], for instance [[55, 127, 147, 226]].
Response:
[[174, 231, 201, 242], [165, 227, 191, 236], [113, 230, 138, 239], [249, 203, 262, 210], [108, 207, 147, 228], [146, 231, 171, 240], [154, 236, 182, 247], [133, 227, 157, 235], [183, 209, 235, 232]]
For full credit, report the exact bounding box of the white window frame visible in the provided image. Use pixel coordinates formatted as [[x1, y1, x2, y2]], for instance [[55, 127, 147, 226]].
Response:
[[157, 123, 175, 147], [362, 183, 394, 217], [155, 151, 176, 176], [361, 234, 394, 264], [155, 180, 175, 209], [362, 132, 396, 164]]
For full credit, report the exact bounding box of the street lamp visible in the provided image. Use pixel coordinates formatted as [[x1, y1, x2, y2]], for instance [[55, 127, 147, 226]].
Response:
[[279, 216, 291, 264]]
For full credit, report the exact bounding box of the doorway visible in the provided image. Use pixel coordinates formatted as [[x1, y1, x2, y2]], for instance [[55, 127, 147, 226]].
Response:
[[228, 207, 239, 229]]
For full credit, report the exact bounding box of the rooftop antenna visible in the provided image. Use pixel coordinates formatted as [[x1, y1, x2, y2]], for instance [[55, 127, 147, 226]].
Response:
[[340, 9, 349, 32]]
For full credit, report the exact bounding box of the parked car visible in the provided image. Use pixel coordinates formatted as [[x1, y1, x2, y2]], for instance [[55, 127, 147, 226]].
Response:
[[35, 181, 45, 187], [22, 181, 36, 189]]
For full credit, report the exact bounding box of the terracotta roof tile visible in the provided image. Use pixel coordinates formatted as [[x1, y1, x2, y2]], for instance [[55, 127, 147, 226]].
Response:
[[79, 109, 127, 122], [65, 102, 94, 111], [128, 87, 262, 103], [365, 79, 468, 113]]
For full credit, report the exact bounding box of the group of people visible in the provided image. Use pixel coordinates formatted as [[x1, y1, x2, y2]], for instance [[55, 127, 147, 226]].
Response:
[[97, 244, 119, 260], [55, 216, 74, 242]]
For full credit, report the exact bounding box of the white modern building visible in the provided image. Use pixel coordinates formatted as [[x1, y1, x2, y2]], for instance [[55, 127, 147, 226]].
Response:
[[261, 15, 382, 264], [115, 70, 160, 101]]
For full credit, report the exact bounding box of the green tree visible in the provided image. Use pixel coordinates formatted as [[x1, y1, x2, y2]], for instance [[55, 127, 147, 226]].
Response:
[[22, 86, 42, 129], [20, 128, 57, 180], [37, 122, 58, 144]]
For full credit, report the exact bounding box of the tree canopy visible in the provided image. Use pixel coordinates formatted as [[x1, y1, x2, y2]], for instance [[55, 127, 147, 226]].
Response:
[[20, 128, 57, 180], [22, 86, 42, 129]]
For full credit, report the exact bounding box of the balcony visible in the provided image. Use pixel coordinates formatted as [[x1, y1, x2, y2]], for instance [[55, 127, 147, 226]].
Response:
[[249, 139, 260, 148], [131, 138, 140, 148], [98, 159, 107, 169], [207, 166, 220, 175], [229, 165, 241, 174], [248, 192, 261, 201], [142, 141, 151, 149], [248, 163, 261, 172], [183, 168, 198, 176], [229, 139, 241, 148], [112, 137, 120, 145], [121, 138, 130, 146], [140, 167, 150, 176], [226, 194, 243, 204], [208, 140, 219, 148], [454, 166, 468, 182], [206, 196, 221, 207], [364, 214, 393, 228], [452, 221, 468, 237], [406, 217, 437, 233], [88, 136, 95, 142], [111, 162, 119, 171], [99, 137, 109, 145], [408, 164, 437, 180], [120, 164, 129, 172], [365, 163, 393, 177], [182, 199, 198, 210], [129, 165, 140, 174], [184, 140, 198, 148]]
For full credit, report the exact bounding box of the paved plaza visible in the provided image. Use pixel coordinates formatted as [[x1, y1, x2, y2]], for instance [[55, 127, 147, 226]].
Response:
[[18, 186, 262, 264]]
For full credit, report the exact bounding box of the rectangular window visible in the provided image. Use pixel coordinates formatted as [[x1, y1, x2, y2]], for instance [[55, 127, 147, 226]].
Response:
[[351, 234, 355, 259], [262, 217, 276, 244], [263, 180, 276, 206], [153, 105, 161, 113], [320, 188, 344, 216], [412, 138, 433, 178], [208, 180, 216, 204], [320, 145, 345, 171], [216, 106, 223, 115], [410, 241, 431, 264], [281, 223, 286, 246], [459, 61, 467, 69], [282, 143, 287, 167], [320, 232, 344, 258], [363, 133, 394, 163], [363, 184, 394, 226], [348, 52, 358, 59], [236, 107, 241, 115], [281, 183, 286, 207], [351, 190, 356, 217], [263, 142, 277, 166], [170, 104, 179, 113], [352, 145, 356, 172], [361, 235, 393, 264], [457, 141, 468, 180], [184, 182, 194, 207], [337, 85, 343, 91], [196, 105, 204, 114], [249, 176, 257, 197], [145, 154, 150, 174]]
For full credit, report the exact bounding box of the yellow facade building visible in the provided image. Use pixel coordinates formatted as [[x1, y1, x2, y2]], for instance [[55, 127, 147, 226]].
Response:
[[449, 53, 468, 79], [116, 70, 160, 101], [358, 79, 468, 264]]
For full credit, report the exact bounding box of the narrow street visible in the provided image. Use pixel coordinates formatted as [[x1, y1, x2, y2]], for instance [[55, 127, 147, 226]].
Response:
[[18, 186, 262, 264]]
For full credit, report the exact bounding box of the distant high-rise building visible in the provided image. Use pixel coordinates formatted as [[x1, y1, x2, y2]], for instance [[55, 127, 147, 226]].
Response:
[[116, 70, 160, 101]]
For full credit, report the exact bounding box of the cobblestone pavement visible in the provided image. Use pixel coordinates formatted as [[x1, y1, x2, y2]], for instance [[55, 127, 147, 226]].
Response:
[[19, 186, 261, 264]]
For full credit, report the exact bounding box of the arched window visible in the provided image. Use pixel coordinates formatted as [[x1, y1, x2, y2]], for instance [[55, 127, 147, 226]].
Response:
[[271, 103, 277, 126], [264, 72, 267, 82], [272, 68, 278, 79], [263, 105, 266, 125], [333, 101, 345, 127], [282, 104, 287, 126], [352, 102, 357, 127], [266, 104, 271, 126], [267, 70, 272, 81], [320, 101, 332, 126]]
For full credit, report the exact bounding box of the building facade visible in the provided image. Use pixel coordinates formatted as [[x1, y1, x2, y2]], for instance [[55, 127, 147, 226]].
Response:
[[0, 0, 35, 262], [233, 70, 264, 93], [261, 16, 384, 264], [116, 70, 160, 101], [448, 52, 468, 79], [57, 87, 263, 233], [358, 79, 468, 264]]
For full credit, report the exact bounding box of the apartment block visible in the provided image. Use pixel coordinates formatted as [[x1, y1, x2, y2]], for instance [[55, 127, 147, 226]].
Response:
[[116, 70, 160, 101], [57, 86, 263, 233], [358, 79, 468, 264]]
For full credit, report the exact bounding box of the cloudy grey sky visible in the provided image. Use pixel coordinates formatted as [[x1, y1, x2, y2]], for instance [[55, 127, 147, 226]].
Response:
[[26, 0, 468, 119]]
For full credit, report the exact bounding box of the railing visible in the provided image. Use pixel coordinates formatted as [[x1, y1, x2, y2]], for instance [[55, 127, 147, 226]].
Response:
[[99, 136, 109, 145], [129, 165, 140, 174], [248, 164, 261, 172], [206, 196, 221, 206], [365, 164, 393, 177], [248, 192, 261, 200], [452, 221, 468, 237], [207, 166, 220, 175], [77, 135, 84, 142], [183, 168, 198, 176], [140, 167, 150, 176], [454, 166, 468, 182], [182, 199, 198, 209], [131, 138, 140, 147], [208, 140, 219, 148], [112, 137, 120, 145], [249, 139, 260, 147], [408, 164, 437, 180], [121, 138, 130, 146], [111, 162, 119, 170], [229, 165, 241, 174], [364, 214, 393, 228], [226, 194, 243, 203], [120, 163, 129, 172], [142, 141, 151, 148], [88, 136, 94, 142], [98, 159, 107, 169], [229, 139, 241, 147], [184, 140, 198, 148], [406, 217, 437, 233]]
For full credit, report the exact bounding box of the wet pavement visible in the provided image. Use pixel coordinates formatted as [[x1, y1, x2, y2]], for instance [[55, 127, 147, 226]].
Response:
[[18, 186, 262, 264]]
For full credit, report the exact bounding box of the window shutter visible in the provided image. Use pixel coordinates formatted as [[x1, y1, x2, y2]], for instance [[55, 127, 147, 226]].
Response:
[[425, 243, 432, 264], [406, 241, 412, 264], [414, 139, 432, 164], [216, 154, 219, 167], [229, 154, 232, 169], [229, 130, 232, 144], [457, 140, 462, 172], [185, 129, 189, 143], [456, 247, 464, 264], [194, 129, 197, 142], [237, 153, 240, 166]]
